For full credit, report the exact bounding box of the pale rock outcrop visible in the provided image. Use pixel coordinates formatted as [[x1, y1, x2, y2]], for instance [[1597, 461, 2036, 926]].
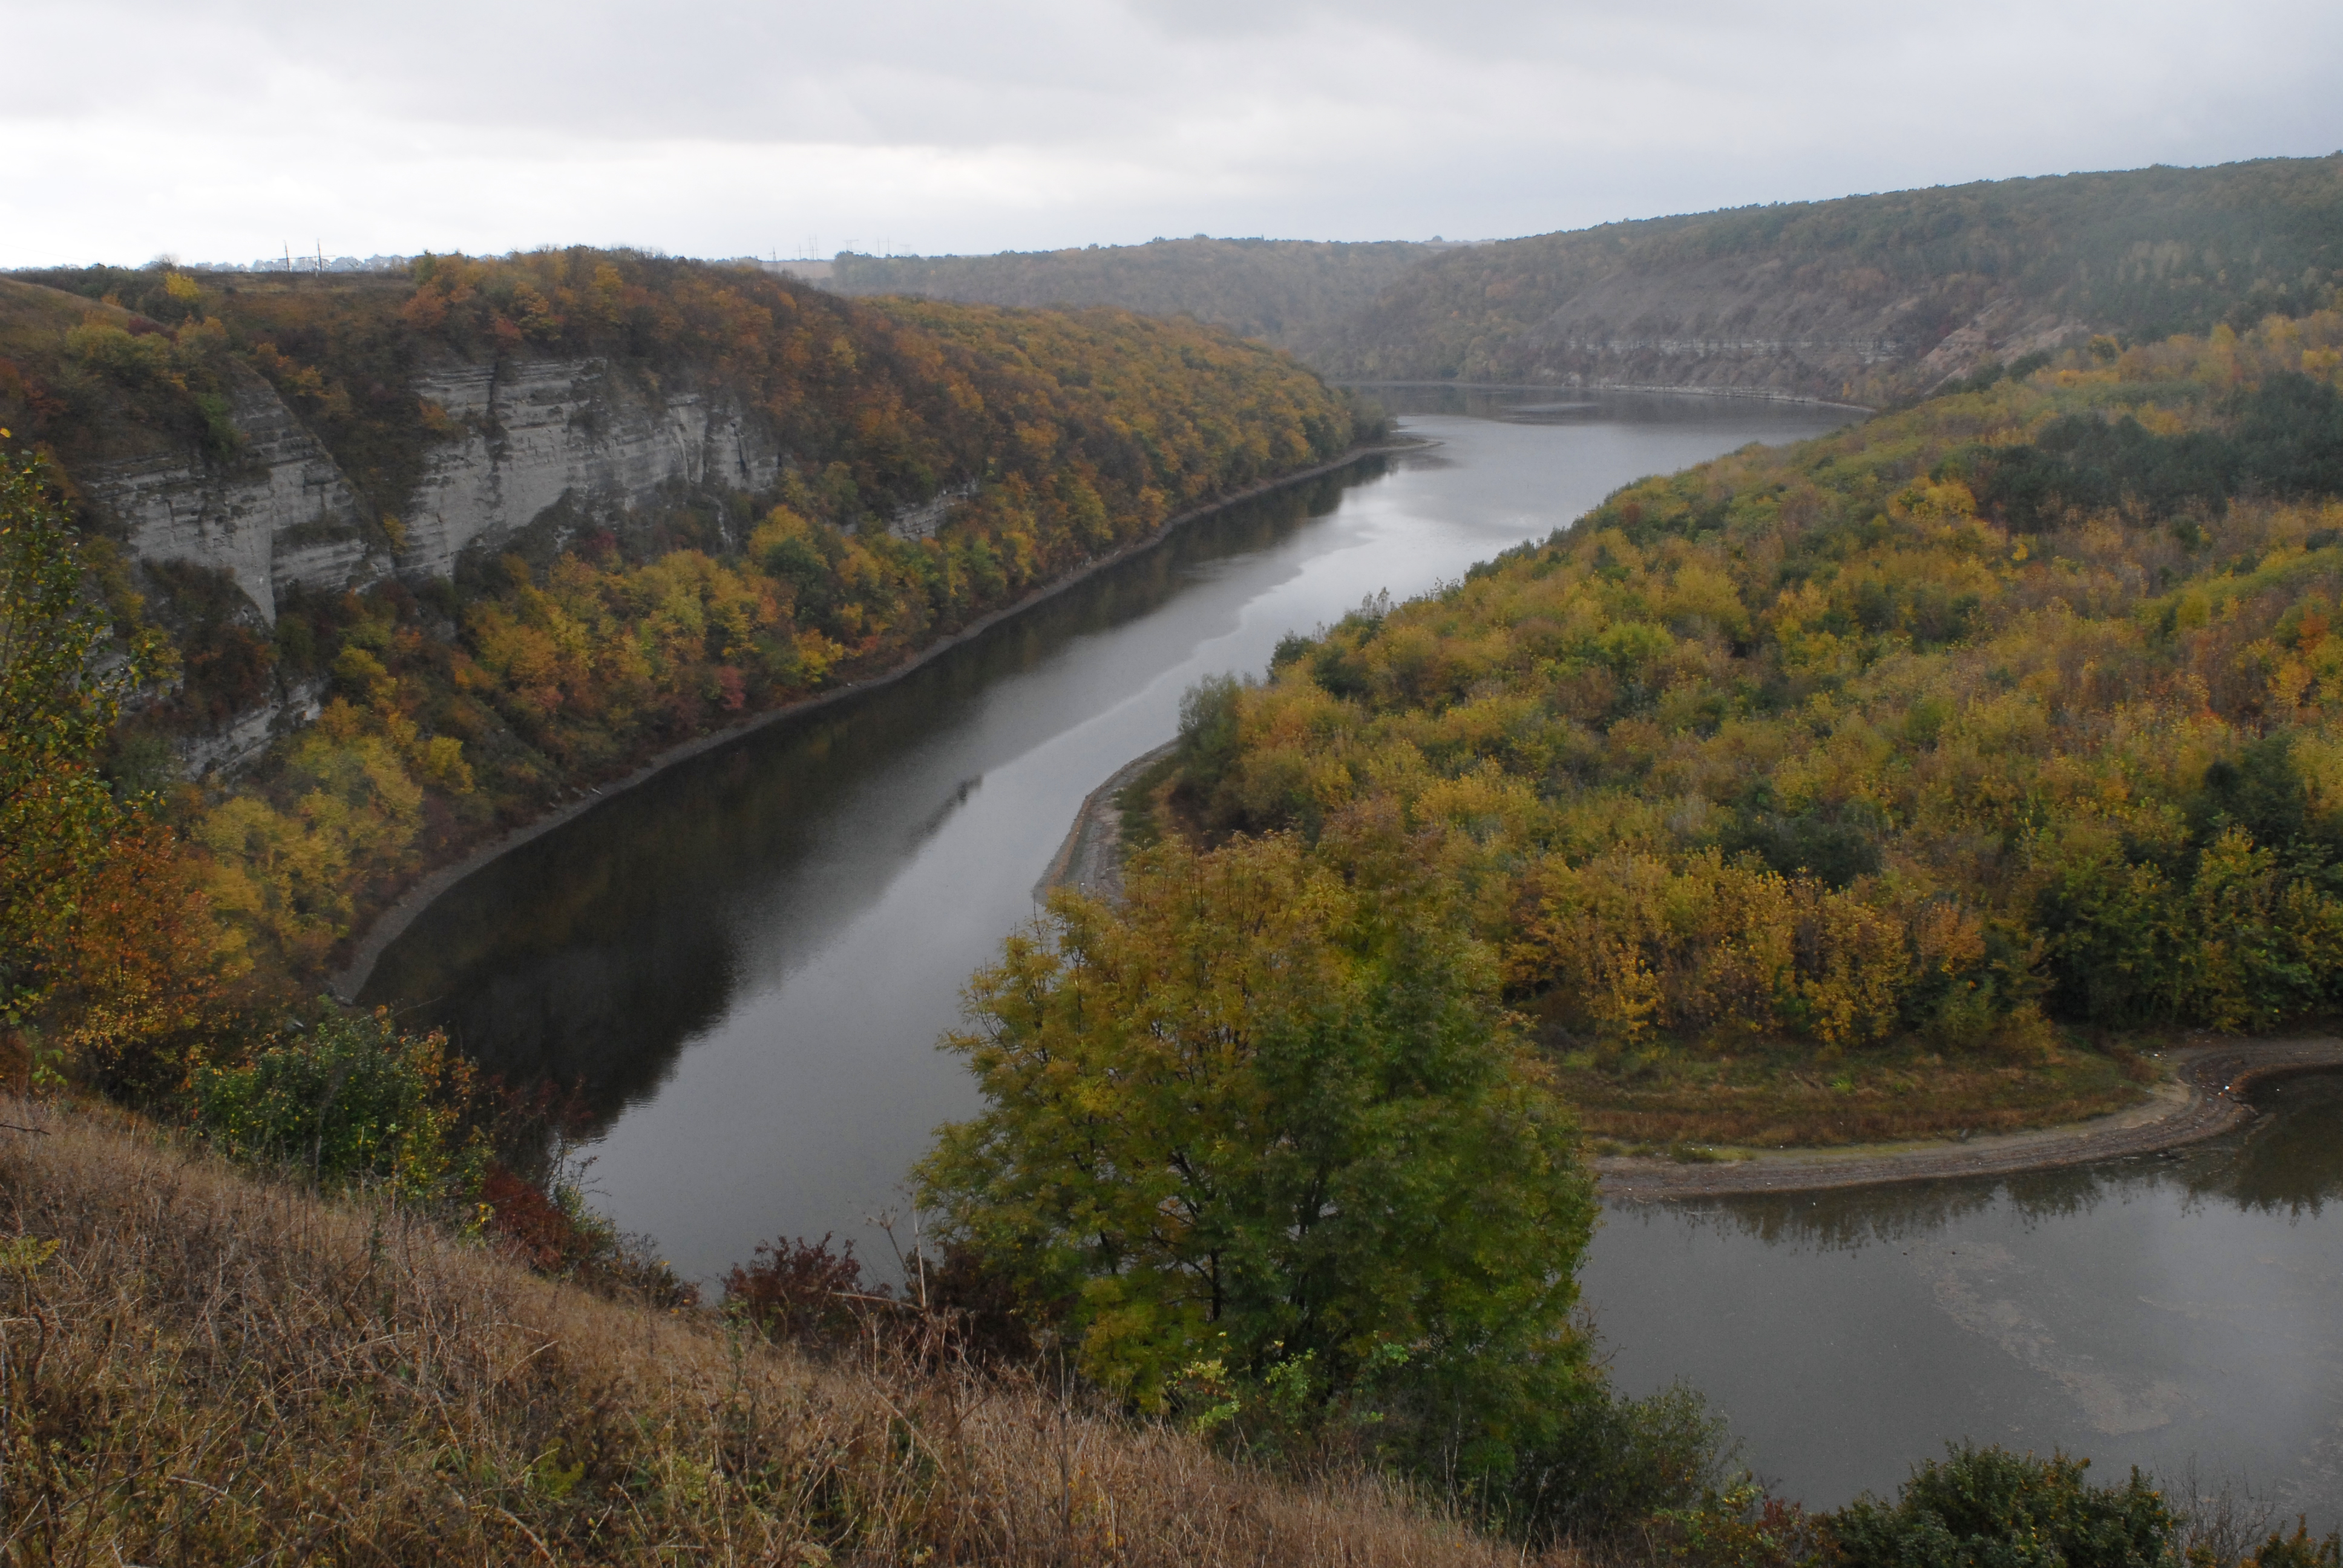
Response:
[[174, 678, 326, 777], [77, 353, 791, 625], [397, 355, 783, 577], [70, 350, 808, 777], [77, 365, 381, 626]]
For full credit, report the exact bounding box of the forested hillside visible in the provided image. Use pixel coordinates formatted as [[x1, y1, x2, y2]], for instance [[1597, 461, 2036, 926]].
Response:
[[1300, 157, 2343, 402], [0, 251, 1358, 1007], [1130, 308, 2343, 1144], [830, 237, 1443, 349], [818, 160, 2343, 408]]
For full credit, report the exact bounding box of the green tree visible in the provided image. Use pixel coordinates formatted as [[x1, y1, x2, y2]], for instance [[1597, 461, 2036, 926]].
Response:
[[917, 823, 1598, 1481], [0, 445, 138, 1036], [188, 1006, 481, 1200]]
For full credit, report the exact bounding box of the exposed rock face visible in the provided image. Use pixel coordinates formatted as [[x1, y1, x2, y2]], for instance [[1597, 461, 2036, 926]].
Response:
[[76, 353, 790, 622], [79, 364, 380, 626], [888, 478, 977, 541], [398, 355, 783, 579], [1506, 296, 2089, 401], [172, 678, 326, 777]]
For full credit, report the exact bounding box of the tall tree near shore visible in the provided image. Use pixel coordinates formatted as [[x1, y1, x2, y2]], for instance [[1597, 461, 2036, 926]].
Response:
[[919, 821, 1598, 1482]]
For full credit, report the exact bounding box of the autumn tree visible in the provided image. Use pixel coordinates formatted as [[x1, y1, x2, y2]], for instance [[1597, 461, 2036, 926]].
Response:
[[917, 820, 1598, 1482], [0, 445, 139, 1048]]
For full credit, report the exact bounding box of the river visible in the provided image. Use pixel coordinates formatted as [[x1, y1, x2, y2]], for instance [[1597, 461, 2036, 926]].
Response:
[[364, 389, 2343, 1521], [1587, 1070, 2343, 1522]]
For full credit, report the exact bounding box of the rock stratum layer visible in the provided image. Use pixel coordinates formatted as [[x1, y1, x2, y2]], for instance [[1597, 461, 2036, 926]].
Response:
[[71, 343, 782, 627]]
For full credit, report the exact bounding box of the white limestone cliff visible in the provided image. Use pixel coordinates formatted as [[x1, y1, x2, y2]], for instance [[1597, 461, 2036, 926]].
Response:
[[76, 351, 789, 626], [396, 354, 782, 579], [79, 364, 380, 626]]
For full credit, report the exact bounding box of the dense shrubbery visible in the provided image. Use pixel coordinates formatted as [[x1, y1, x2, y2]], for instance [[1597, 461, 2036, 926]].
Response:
[[187, 1006, 480, 1199], [0, 447, 152, 1042], [1830, 1445, 2178, 1568]]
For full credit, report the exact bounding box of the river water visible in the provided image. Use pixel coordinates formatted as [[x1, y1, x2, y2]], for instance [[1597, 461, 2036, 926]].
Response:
[[1585, 1071, 2343, 1523], [365, 390, 2343, 1519]]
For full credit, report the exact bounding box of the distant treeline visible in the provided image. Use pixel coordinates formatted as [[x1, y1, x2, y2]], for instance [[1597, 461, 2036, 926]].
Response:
[[825, 158, 2343, 404], [1307, 156, 2343, 394], [831, 237, 1444, 348]]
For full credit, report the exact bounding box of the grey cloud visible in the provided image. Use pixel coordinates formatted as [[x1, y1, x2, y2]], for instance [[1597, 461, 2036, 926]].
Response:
[[4, 0, 2340, 267]]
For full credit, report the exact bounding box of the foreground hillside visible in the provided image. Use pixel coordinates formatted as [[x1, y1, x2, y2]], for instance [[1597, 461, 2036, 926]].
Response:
[[0, 1094, 1554, 1566], [1137, 309, 2343, 1143]]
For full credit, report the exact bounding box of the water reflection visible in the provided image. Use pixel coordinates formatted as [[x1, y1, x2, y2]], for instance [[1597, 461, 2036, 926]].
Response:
[[2190, 1073, 2343, 1217], [1583, 1072, 2343, 1522], [368, 467, 1374, 1122]]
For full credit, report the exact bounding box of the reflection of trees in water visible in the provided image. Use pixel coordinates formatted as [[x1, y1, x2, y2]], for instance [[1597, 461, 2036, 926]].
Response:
[[2184, 1073, 2343, 1220], [1611, 1073, 2343, 1247], [366, 465, 1370, 1134], [1647, 1168, 2111, 1254]]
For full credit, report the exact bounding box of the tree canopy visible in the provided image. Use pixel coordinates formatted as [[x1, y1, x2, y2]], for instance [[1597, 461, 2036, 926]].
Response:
[[1148, 309, 2343, 1142], [918, 823, 1596, 1481]]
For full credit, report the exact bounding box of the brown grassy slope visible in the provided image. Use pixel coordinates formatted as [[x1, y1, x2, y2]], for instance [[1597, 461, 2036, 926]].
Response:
[[0, 1097, 1558, 1567]]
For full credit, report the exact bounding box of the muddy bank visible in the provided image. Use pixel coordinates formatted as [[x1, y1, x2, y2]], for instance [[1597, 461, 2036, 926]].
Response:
[[1035, 742, 1176, 904], [330, 442, 1426, 1002], [1595, 1037, 2343, 1200]]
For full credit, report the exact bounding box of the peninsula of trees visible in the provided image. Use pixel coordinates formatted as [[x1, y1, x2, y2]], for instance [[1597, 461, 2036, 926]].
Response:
[[1112, 310, 2343, 1147]]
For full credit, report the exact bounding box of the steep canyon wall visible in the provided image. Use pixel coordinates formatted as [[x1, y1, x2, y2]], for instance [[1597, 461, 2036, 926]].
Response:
[[77, 349, 786, 626]]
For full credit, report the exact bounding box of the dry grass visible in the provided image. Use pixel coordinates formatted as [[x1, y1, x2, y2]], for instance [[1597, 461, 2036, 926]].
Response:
[[0, 1096, 1563, 1567], [1560, 1049, 2143, 1149]]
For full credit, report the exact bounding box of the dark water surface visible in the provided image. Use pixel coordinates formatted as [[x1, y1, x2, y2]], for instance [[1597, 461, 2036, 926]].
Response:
[[368, 391, 1849, 1280], [1584, 1072, 2343, 1523]]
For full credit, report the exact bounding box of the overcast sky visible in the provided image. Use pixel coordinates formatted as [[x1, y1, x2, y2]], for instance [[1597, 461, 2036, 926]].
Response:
[[5, 0, 2339, 268]]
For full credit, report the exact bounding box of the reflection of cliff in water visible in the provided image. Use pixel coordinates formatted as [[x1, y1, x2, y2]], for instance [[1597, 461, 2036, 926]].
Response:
[[363, 462, 1376, 1128], [1631, 1071, 2343, 1251]]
